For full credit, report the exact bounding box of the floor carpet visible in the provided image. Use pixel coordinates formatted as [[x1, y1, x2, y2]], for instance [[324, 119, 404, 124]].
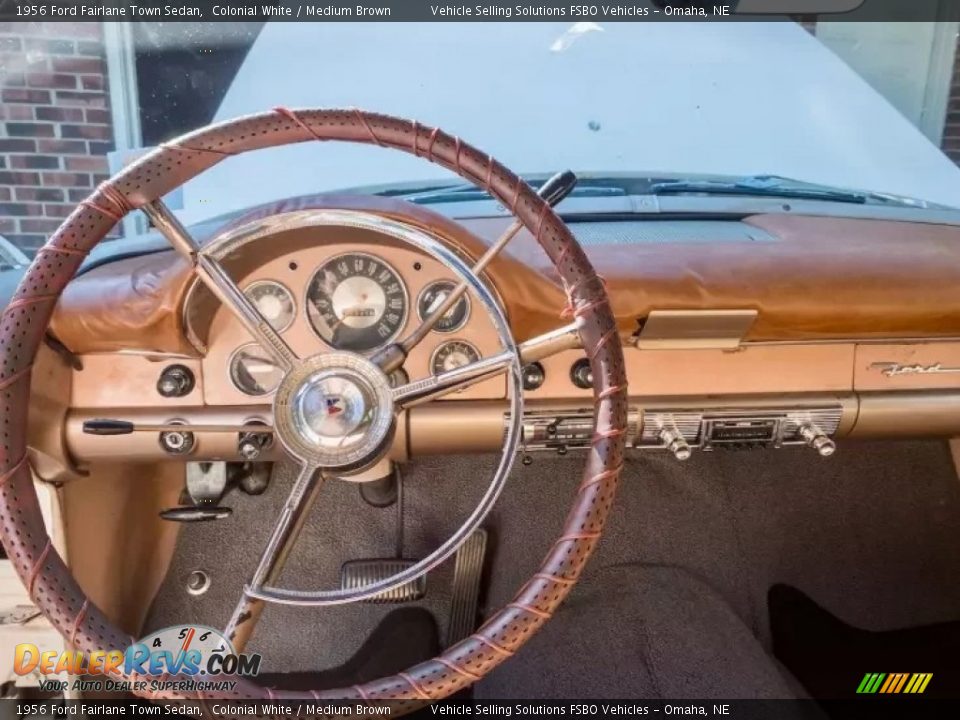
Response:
[[145, 440, 960, 697]]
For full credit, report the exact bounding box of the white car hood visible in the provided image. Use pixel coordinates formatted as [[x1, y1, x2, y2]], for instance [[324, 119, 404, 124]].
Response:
[[178, 21, 960, 223]]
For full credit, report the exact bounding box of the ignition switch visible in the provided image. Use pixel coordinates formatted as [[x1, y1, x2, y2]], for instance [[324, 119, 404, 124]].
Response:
[[159, 423, 195, 455]]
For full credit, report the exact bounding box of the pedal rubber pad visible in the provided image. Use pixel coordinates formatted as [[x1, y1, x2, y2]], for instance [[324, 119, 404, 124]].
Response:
[[446, 528, 488, 647], [340, 559, 426, 603]]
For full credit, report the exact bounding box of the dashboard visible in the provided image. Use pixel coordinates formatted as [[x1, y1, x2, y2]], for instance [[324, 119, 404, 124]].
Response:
[[28, 195, 960, 474]]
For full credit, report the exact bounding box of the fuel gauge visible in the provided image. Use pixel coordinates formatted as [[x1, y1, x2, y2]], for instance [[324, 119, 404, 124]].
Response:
[[244, 280, 296, 332], [431, 340, 481, 375]]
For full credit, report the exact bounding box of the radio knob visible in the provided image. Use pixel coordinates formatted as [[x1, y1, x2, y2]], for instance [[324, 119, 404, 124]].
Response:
[[659, 427, 692, 461], [799, 423, 836, 457]]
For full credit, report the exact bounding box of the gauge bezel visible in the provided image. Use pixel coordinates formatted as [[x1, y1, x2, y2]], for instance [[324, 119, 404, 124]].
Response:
[[416, 279, 472, 334], [303, 251, 410, 354], [429, 339, 482, 376], [228, 341, 285, 397], [243, 279, 297, 333]]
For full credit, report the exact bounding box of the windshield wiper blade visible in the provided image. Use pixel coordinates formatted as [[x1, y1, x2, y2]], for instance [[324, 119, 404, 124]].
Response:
[[650, 176, 868, 205], [400, 179, 626, 205]]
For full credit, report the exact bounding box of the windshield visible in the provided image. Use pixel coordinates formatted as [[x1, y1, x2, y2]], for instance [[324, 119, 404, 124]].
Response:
[[3, 16, 960, 252]]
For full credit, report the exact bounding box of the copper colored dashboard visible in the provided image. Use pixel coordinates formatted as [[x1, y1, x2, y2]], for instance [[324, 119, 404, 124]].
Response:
[[32, 194, 960, 469], [48, 193, 960, 353]]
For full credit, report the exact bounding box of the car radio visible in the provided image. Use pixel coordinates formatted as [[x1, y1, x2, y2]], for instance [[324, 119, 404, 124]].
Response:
[[640, 407, 843, 460], [509, 406, 841, 460]]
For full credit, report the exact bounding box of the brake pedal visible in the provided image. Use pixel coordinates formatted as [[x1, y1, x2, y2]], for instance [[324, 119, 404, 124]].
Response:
[[340, 559, 426, 603], [446, 528, 488, 647]]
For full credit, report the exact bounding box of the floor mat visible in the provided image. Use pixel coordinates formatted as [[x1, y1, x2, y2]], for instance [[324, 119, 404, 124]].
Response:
[[144, 440, 960, 696]]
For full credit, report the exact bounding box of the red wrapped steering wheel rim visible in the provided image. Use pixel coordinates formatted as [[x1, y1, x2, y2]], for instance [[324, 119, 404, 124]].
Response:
[[0, 109, 627, 706]]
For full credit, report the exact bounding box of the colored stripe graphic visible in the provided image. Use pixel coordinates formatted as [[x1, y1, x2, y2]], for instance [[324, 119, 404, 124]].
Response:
[[906, 673, 933, 694], [859, 672, 932, 694], [857, 673, 886, 693], [880, 673, 907, 693], [893, 673, 910, 693]]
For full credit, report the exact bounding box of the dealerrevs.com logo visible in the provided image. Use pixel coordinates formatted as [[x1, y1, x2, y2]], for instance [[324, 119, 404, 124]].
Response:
[[14, 624, 261, 694]]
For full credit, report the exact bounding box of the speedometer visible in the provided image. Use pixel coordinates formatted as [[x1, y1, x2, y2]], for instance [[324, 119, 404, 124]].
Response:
[[305, 253, 408, 352]]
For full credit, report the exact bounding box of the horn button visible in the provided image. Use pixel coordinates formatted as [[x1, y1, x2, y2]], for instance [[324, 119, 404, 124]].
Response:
[[274, 353, 395, 472]]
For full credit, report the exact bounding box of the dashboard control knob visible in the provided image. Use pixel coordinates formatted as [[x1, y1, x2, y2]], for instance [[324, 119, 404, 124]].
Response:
[[238, 430, 271, 461], [157, 364, 195, 398], [570, 358, 593, 389], [159, 428, 194, 455], [799, 423, 836, 457], [522, 362, 546, 391], [659, 427, 692, 461]]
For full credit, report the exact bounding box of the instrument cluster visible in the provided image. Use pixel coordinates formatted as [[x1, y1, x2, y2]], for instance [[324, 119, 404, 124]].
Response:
[[213, 247, 495, 402]]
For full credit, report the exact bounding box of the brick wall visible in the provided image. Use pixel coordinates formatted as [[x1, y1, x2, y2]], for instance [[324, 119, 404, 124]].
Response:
[[0, 22, 115, 255], [942, 37, 960, 165]]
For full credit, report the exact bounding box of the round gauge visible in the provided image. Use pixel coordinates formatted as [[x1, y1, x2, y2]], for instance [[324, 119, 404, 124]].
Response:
[[417, 280, 471, 333], [431, 340, 481, 375], [305, 253, 408, 352], [229, 343, 285, 396], [244, 280, 295, 332]]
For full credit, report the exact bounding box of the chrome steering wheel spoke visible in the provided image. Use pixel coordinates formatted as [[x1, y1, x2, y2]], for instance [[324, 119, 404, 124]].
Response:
[[142, 200, 299, 371], [224, 461, 325, 652], [391, 348, 516, 409]]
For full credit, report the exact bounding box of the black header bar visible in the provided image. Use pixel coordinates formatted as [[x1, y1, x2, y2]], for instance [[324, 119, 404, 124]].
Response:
[[0, 0, 955, 23]]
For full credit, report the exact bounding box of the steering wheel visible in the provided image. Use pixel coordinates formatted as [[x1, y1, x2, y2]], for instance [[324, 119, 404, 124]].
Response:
[[0, 109, 627, 705]]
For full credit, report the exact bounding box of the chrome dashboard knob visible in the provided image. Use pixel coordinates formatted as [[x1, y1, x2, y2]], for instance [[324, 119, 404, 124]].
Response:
[[659, 427, 692, 461], [799, 423, 836, 457]]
